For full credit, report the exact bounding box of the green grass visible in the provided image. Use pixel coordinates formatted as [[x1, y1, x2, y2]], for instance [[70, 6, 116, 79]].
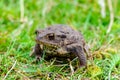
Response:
[[0, 0, 120, 80]]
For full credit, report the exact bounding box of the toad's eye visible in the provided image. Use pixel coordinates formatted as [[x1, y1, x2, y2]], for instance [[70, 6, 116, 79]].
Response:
[[47, 33, 55, 40]]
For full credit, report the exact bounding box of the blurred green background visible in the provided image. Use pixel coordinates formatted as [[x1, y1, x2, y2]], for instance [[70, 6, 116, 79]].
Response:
[[0, 0, 120, 80]]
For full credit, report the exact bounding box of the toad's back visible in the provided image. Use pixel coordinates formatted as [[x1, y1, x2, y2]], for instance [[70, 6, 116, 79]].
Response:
[[45, 24, 85, 44]]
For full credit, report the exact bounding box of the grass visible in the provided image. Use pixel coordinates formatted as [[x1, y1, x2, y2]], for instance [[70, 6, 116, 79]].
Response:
[[0, 0, 120, 80]]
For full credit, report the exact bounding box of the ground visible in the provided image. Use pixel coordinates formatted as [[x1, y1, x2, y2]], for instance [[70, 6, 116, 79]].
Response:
[[0, 0, 120, 80]]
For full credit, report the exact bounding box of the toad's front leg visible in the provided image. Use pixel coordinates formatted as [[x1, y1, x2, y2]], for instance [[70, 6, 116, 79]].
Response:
[[67, 44, 87, 67], [30, 44, 43, 61]]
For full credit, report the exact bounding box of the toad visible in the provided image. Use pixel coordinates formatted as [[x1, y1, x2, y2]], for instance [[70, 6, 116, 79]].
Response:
[[30, 24, 89, 67]]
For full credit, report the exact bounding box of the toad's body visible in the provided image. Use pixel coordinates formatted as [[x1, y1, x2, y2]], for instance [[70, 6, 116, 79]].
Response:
[[31, 24, 89, 67]]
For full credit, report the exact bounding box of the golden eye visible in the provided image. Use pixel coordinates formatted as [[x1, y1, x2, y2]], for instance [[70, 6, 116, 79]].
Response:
[[47, 33, 55, 40]]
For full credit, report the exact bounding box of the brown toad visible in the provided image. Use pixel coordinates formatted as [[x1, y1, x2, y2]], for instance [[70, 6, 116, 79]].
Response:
[[30, 24, 89, 67]]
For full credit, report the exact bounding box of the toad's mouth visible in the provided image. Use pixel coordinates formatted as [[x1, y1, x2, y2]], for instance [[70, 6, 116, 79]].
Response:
[[36, 40, 59, 48]]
